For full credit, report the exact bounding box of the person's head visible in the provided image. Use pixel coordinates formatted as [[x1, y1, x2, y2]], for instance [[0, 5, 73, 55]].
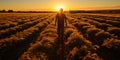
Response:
[[59, 8, 63, 13]]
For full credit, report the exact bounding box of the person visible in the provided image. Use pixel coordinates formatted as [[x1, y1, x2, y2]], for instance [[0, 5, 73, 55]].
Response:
[[55, 8, 67, 37], [55, 8, 67, 60]]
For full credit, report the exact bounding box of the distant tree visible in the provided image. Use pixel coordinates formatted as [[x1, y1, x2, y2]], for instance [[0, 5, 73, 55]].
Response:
[[8, 10, 13, 12], [1, 10, 6, 12]]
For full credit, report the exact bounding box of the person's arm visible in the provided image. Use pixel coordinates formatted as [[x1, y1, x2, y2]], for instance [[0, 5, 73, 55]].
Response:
[[55, 14, 58, 26]]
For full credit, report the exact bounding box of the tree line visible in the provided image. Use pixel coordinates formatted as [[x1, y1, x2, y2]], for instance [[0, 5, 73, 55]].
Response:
[[0, 9, 14, 12]]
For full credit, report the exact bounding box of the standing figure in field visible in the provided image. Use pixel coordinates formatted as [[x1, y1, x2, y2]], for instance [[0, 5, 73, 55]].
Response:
[[55, 8, 67, 39], [55, 8, 67, 60]]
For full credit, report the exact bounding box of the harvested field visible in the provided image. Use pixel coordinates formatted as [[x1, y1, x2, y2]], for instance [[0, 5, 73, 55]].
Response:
[[0, 13, 120, 60]]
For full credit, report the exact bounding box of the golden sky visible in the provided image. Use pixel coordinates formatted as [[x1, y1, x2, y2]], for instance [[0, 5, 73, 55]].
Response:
[[0, 0, 120, 11]]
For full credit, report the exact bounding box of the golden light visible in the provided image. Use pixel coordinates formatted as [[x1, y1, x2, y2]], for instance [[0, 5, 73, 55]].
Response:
[[56, 5, 65, 11]]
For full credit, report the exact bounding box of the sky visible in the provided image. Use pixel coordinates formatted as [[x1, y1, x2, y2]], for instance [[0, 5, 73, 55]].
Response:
[[0, 0, 120, 11]]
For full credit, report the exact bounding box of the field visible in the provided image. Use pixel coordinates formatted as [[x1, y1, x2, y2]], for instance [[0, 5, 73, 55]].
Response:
[[0, 13, 120, 60]]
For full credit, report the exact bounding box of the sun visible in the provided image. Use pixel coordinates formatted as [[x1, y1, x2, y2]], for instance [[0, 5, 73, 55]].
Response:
[[56, 5, 65, 11]]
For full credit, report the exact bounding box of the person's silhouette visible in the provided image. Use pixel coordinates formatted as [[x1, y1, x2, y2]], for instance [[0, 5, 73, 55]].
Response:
[[55, 8, 67, 36], [55, 8, 67, 60]]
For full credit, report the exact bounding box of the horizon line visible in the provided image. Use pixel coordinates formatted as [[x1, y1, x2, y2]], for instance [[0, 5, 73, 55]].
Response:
[[1, 8, 120, 11]]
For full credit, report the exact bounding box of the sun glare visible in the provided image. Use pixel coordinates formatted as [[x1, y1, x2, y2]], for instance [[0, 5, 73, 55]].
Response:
[[56, 5, 65, 11]]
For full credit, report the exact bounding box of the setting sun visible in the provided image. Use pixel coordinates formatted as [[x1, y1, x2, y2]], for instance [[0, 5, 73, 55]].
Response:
[[56, 5, 65, 11]]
